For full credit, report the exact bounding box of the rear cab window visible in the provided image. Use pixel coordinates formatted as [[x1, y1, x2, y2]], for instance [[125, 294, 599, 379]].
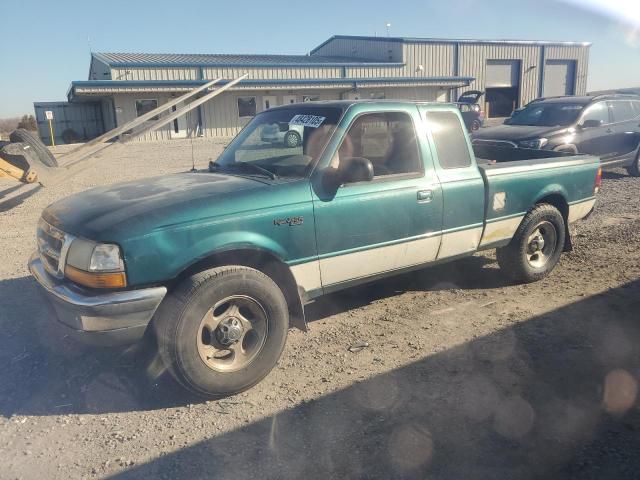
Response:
[[425, 110, 473, 169]]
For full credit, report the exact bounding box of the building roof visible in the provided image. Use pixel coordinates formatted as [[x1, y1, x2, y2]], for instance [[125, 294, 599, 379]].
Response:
[[92, 52, 402, 68], [68, 76, 474, 100], [310, 35, 592, 54]]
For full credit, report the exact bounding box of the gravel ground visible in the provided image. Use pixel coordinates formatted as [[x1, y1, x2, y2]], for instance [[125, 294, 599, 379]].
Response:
[[1, 139, 639, 479]]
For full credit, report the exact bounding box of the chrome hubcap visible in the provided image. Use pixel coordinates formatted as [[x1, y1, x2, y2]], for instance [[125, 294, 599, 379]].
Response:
[[526, 221, 557, 268], [197, 295, 268, 372]]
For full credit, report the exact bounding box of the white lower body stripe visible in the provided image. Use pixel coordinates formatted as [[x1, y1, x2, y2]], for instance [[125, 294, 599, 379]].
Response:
[[568, 198, 596, 223], [479, 215, 525, 247]]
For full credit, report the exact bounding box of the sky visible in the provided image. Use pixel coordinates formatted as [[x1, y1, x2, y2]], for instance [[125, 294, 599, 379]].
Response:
[[1, 0, 639, 117]]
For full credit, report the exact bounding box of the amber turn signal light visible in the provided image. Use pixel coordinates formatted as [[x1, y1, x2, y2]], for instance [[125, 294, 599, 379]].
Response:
[[65, 265, 127, 289]]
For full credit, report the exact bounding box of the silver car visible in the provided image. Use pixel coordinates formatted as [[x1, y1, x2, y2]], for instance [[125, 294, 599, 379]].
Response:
[[260, 122, 304, 147]]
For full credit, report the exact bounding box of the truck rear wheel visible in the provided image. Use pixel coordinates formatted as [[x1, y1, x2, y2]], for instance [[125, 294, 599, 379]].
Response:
[[496, 203, 565, 283], [153, 266, 289, 398]]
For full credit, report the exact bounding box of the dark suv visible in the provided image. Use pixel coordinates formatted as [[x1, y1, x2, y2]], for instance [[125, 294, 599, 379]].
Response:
[[472, 94, 640, 176]]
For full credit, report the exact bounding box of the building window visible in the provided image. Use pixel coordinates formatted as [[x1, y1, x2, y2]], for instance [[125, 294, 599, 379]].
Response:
[[237, 97, 257, 118], [135, 99, 158, 119]]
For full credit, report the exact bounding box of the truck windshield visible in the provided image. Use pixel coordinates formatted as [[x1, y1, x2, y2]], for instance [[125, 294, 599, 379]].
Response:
[[213, 106, 343, 178], [506, 103, 584, 127]]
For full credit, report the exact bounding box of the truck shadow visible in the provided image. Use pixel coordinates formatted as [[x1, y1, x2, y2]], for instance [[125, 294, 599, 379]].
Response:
[[306, 254, 503, 321], [0, 255, 510, 417], [108, 278, 640, 480]]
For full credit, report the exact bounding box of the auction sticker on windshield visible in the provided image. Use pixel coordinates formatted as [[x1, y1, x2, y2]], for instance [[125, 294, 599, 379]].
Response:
[[289, 114, 326, 128]]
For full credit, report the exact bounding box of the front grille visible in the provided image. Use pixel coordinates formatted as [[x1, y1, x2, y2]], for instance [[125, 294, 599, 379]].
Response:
[[37, 218, 70, 278]]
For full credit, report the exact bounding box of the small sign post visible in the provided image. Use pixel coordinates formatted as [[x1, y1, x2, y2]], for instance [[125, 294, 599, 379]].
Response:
[[45, 110, 55, 146]]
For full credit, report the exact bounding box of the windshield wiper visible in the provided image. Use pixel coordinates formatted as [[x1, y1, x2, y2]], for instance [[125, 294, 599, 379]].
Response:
[[210, 162, 278, 180]]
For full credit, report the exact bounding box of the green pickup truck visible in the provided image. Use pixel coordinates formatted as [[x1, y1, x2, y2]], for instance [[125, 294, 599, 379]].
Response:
[[30, 100, 600, 397]]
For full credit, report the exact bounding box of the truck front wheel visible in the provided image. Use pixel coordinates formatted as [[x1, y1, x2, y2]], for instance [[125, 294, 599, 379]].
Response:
[[153, 266, 289, 398], [496, 204, 566, 283]]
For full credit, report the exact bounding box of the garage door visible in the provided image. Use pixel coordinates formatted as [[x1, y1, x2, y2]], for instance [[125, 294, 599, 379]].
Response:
[[544, 60, 576, 97], [485, 60, 520, 87]]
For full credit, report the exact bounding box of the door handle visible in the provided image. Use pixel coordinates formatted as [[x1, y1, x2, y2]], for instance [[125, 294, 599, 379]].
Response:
[[417, 190, 433, 202]]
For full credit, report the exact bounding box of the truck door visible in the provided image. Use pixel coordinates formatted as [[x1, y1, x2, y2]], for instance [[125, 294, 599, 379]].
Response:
[[419, 107, 485, 259], [311, 108, 443, 289]]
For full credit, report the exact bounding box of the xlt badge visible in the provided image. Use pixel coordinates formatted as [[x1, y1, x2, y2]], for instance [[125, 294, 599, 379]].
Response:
[[273, 216, 304, 226]]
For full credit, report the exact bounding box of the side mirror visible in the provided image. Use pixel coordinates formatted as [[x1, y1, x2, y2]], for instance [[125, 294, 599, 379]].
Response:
[[580, 119, 603, 129], [339, 156, 374, 184]]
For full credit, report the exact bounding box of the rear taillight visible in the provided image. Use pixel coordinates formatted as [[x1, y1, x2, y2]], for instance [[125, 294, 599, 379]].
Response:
[[595, 167, 602, 193]]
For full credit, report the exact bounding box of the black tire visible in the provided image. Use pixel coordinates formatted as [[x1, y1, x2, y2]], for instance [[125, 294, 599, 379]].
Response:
[[626, 149, 640, 177], [471, 119, 481, 131], [496, 203, 566, 283], [284, 131, 301, 148], [153, 266, 289, 398], [0, 142, 53, 181], [9, 129, 58, 167]]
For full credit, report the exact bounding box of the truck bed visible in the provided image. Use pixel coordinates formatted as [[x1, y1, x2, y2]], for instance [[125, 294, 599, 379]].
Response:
[[473, 144, 575, 164], [475, 151, 600, 250]]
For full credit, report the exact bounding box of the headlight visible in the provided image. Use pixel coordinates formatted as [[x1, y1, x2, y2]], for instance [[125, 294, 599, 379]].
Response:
[[65, 239, 127, 288], [519, 138, 548, 149], [89, 244, 125, 271]]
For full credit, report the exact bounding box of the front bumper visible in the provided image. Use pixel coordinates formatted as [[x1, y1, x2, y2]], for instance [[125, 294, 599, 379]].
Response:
[[28, 252, 167, 346]]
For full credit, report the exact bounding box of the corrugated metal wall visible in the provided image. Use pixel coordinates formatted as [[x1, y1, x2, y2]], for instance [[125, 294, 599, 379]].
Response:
[[111, 67, 199, 81], [403, 42, 455, 77], [545, 45, 589, 96], [34, 102, 105, 145], [89, 58, 111, 80], [202, 67, 343, 80], [311, 38, 403, 62], [111, 93, 200, 141], [457, 44, 540, 106]]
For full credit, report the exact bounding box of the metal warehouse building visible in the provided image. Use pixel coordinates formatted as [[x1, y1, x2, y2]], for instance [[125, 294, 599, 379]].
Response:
[[35, 35, 590, 144]]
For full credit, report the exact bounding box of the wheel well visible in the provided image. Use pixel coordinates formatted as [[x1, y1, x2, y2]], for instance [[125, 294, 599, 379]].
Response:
[[536, 194, 572, 251], [172, 249, 307, 331]]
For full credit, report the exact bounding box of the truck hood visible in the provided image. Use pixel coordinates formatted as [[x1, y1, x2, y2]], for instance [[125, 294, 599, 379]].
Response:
[[472, 124, 565, 142], [42, 172, 269, 240]]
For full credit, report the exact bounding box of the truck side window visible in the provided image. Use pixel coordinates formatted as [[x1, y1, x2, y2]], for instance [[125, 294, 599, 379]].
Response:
[[426, 111, 472, 169], [338, 112, 421, 178]]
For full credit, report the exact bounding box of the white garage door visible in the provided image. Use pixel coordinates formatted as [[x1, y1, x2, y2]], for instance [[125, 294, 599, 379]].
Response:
[[544, 60, 576, 97], [485, 60, 520, 87]]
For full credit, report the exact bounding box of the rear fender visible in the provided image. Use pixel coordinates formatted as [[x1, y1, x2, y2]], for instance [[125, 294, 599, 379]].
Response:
[[533, 186, 571, 251]]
